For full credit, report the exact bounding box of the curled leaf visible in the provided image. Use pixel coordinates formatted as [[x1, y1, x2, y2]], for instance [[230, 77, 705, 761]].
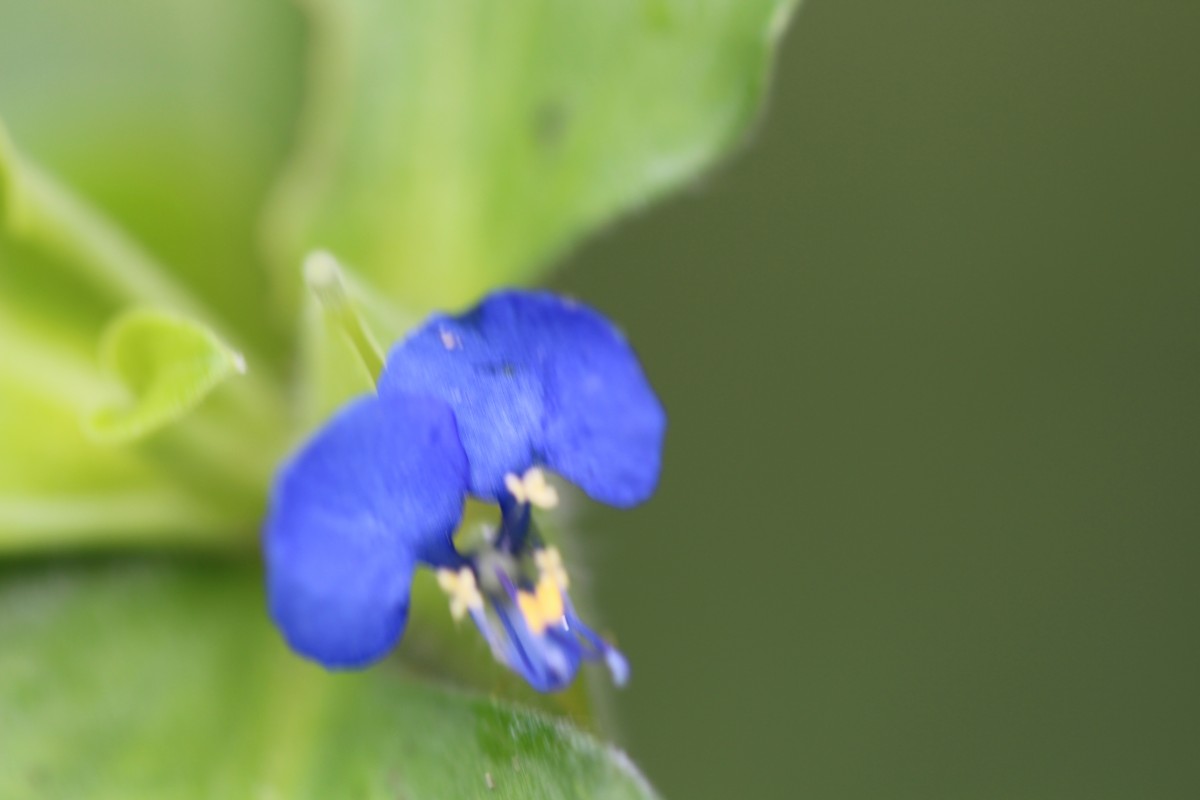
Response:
[[87, 309, 246, 444]]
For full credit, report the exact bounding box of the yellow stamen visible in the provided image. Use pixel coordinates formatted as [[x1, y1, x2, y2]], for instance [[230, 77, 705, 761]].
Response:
[[504, 467, 559, 509], [534, 575, 564, 621], [517, 591, 546, 634], [517, 576, 565, 635]]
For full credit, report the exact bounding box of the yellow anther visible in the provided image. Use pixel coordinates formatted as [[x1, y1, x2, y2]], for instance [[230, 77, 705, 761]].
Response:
[[436, 567, 483, 622], [504, 467, 559, 509], [517, 592, 545, 634], [533, 575, 564, 622], [517, 576, 565, 635], [534, 547, 570, 591]]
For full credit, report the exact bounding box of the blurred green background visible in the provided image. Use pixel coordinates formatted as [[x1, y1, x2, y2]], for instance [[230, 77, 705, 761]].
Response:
[[558, 2, 1200, 798]]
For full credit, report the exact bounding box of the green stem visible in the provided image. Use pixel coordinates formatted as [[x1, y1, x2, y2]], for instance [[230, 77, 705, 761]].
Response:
[[2, 120, 204, 322], [304, 251, 385, 381]]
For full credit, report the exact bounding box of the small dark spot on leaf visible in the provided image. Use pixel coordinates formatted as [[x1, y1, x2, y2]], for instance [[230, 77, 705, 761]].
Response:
[[387, 770, 408, 799], [532, 100, 570, 151]]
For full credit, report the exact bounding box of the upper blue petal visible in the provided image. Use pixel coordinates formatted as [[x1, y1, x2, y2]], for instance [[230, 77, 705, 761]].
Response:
[[535, 296, 666, 508], [265, 393, 468, 668], [377, 296, 545, 499], [379, 290, 665, 506]]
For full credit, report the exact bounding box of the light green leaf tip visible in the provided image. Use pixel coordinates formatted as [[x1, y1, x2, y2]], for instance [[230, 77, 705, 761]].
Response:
[[86, 309, 247, 444], [0, 561, 660, 800]]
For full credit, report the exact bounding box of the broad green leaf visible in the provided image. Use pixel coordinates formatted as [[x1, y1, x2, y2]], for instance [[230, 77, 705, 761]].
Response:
[[264, 0, 799, 311], [0, 0, 305, 354], [0, 560, 659, 800], [87, 309, 247, 444], [0, 119, 203, 319]]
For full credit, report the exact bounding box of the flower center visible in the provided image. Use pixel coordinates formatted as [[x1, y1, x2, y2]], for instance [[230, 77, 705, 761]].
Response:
[[433, 473, 628, 693]]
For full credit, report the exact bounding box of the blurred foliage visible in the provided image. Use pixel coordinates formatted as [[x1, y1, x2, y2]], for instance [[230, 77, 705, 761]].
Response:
[[0, 560, 656, 800], [0, 0, 798, 795]]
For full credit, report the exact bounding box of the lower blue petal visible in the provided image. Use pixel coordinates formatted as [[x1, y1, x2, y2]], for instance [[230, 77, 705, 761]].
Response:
[[265, 393, 468, 668]]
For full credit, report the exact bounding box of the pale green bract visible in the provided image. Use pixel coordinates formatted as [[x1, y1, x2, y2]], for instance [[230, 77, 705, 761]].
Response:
[[86, 309, 247, 444], [0, 0, 795, 794]]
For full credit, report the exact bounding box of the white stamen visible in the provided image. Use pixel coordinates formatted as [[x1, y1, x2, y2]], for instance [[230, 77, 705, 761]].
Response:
[[436, 567, 483, 621], [503, 468, 559, 509], [534, 547, 570, 590]]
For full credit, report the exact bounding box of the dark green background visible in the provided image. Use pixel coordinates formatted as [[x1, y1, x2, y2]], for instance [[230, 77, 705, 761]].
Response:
[[558, 2, 1200, 798]]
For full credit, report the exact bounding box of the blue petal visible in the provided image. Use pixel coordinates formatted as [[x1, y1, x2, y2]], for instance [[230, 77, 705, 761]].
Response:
[[378, 299, 545, 499], [265, 394, 468, 668], [379, 290, 665, 506], [535, 296, 666, 507], [493, 608, 583, 693]]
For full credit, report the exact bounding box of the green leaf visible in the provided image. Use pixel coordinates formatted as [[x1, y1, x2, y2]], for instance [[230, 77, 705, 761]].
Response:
[[0, 237, 283, 553], [0, 0, 305, 353], [0, 240, 240, 551], [1, 123, 290, 552], [264, 0, 799, 311], [0, 118, 200, 318], [87, 309, 247, 444], [0, 560, 659, 800]]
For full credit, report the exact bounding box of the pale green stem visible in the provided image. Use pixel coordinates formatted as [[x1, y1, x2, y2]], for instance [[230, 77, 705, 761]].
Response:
[[303, 251, 385, 381], [259, 0, 357, 314]]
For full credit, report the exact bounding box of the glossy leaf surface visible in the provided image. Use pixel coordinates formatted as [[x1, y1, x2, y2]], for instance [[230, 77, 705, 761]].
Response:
[[0, 560, 659, 800], [265, 0, 798, 310]]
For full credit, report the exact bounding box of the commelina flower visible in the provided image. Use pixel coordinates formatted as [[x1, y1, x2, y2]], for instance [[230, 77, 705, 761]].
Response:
[[265, 290, 665, 692]]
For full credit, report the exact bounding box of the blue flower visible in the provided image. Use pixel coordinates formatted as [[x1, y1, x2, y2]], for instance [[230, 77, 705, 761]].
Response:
[[378, 290, 665, 507], [265, 289, 663, 692]]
